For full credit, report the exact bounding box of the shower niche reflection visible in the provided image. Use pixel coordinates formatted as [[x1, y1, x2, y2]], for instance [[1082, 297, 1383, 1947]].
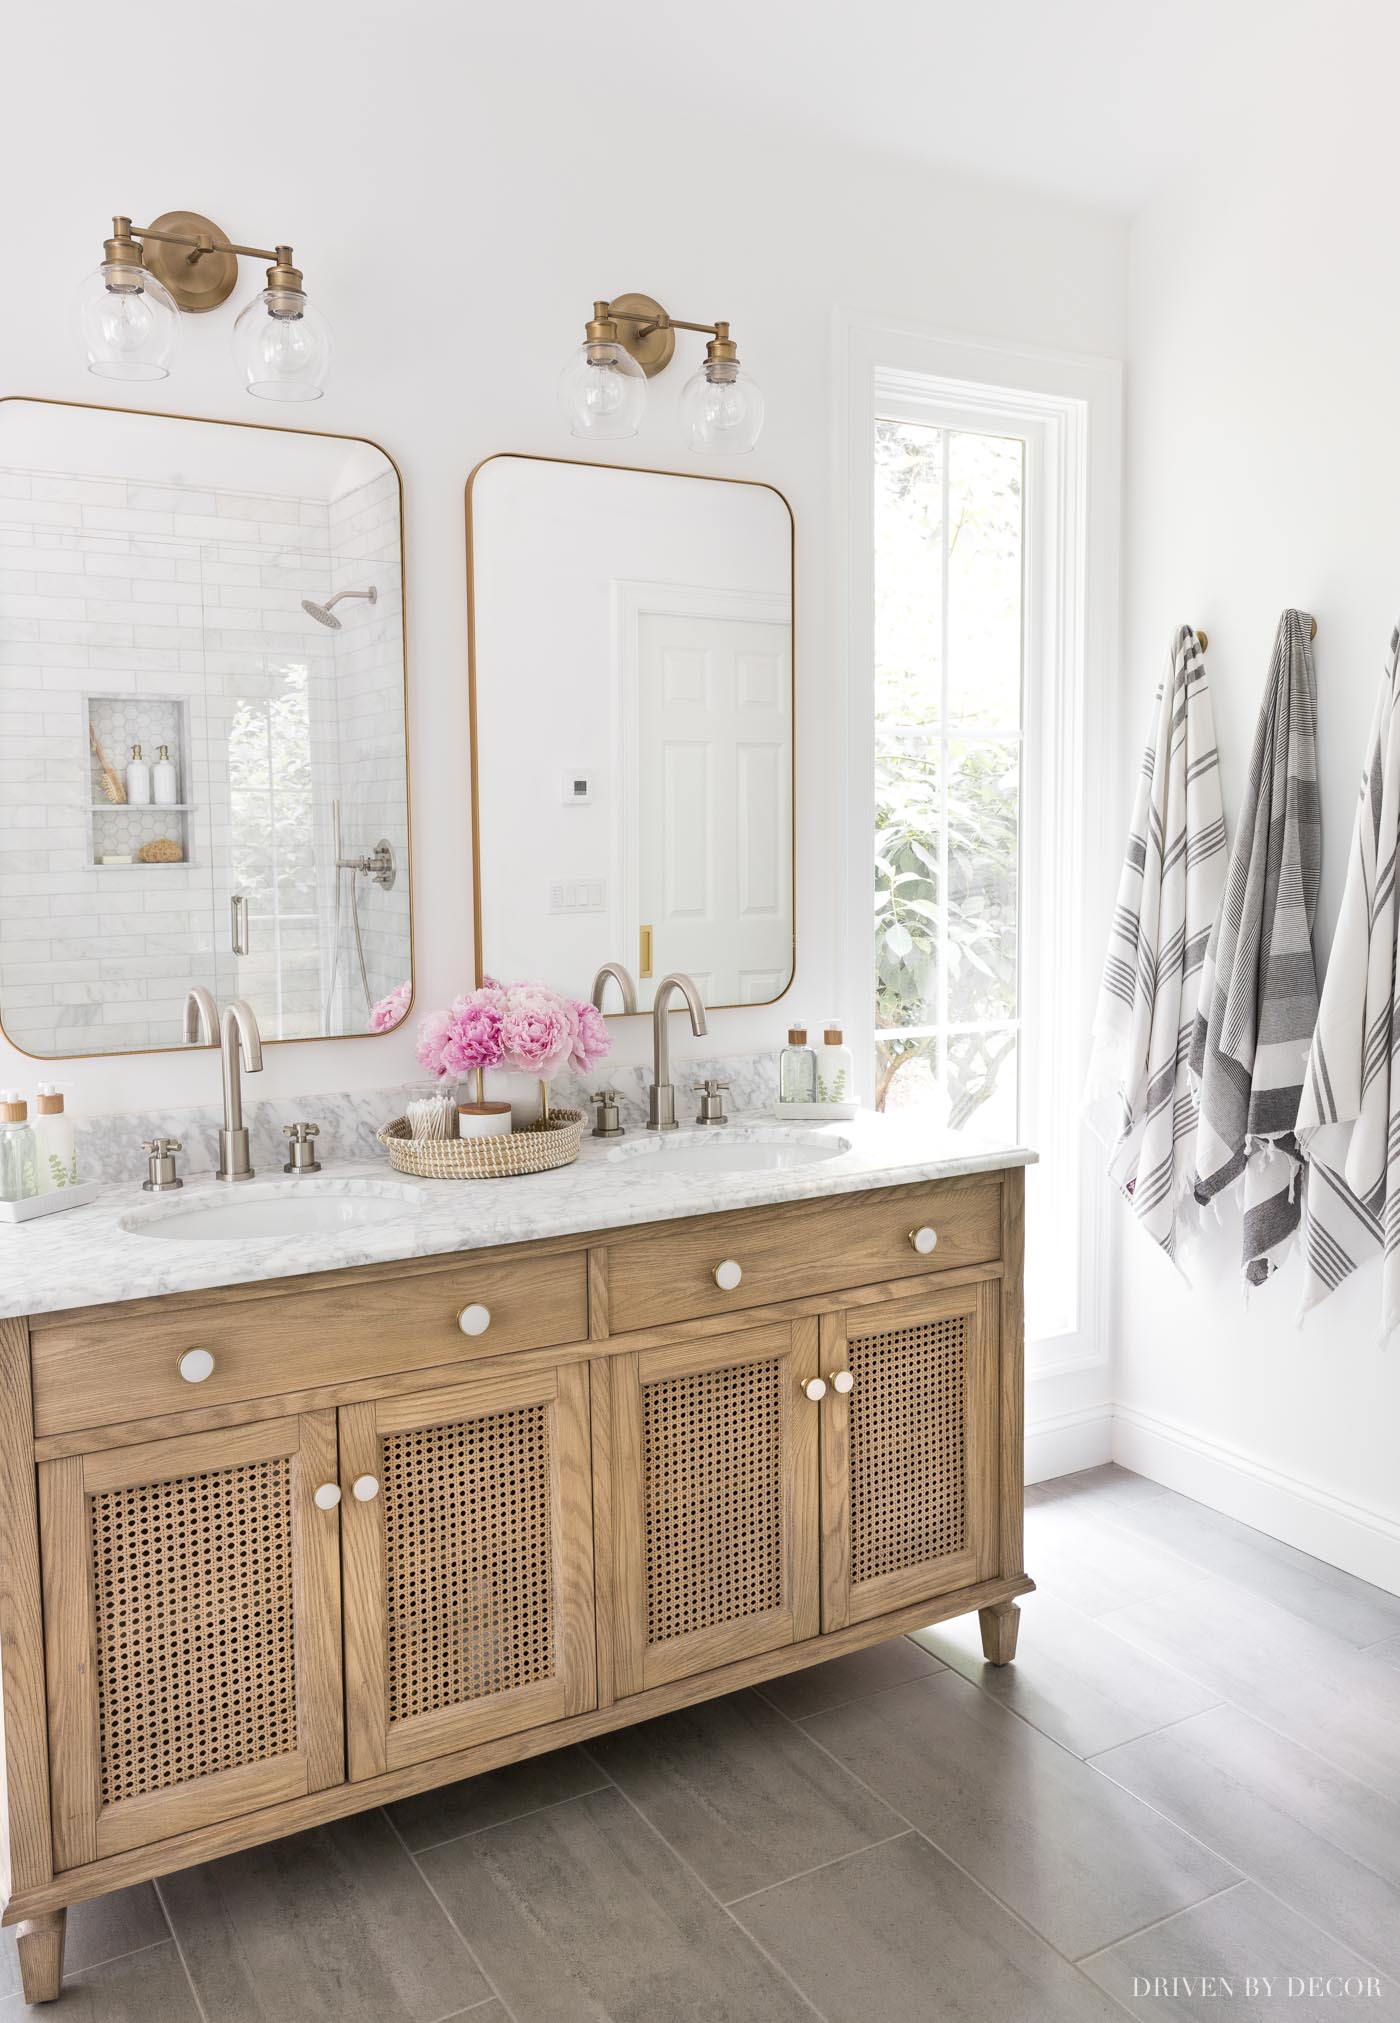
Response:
[[0, 399, 411, 1058]]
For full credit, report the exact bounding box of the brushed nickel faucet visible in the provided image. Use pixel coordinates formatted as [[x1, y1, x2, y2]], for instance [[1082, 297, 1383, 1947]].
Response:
[[649, 973, 707, 1130], [216, 999, 264, 1182], [590, 962, 638, 1013]]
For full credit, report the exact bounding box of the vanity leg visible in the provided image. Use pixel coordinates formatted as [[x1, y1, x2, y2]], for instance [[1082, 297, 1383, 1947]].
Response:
[[978, 1600, 1020, 1666], [15, 1909, 66, 2004]]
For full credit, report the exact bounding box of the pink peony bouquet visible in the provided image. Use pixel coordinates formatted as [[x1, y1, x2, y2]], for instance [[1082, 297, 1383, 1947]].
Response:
[[369, 980, 412, 1033], [415, 978, 611, 1088]]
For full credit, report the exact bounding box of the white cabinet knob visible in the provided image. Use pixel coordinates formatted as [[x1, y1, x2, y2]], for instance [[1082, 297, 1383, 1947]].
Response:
[[829, 1369, 854, 1394], [457, 1303, 492, 1336], [802, 1376, 828, 1402], [909, 1225, 938, 1255], [178, 1348, 215, 1384], [352, 1474, 380, 1502], [313, 1482, 342, 1511], [713, 1259, 743, 1291]]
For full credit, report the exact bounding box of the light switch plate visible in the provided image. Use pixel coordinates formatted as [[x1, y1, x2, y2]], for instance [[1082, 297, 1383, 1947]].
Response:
[[549, 878, 606, 914]]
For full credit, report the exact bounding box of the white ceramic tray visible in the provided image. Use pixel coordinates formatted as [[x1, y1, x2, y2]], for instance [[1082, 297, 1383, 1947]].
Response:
[[0, 1179, 101, 1223]]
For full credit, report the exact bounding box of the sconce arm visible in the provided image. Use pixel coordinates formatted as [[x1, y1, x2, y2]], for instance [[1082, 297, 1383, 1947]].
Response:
[[127, 223, 284, 266], [604, 303, 722, 341]]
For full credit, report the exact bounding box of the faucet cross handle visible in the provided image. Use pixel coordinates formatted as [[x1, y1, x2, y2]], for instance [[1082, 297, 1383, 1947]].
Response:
[[590, 1089, 626, 1140], [283, 1121, 322, 1174], [694, 1078, 731, 1127], [141, 1137, 184, 1192]]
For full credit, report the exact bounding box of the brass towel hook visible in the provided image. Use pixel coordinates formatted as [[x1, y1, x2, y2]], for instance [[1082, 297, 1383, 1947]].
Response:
[[1193, 618, 1317, 654]]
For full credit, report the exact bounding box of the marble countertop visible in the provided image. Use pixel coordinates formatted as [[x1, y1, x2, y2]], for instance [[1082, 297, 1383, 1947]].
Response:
[[1, 1110, 1034, 1321]]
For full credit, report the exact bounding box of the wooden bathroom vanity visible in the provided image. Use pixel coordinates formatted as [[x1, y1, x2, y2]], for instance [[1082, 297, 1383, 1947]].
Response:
[[0, 1163, 1029, 2003]]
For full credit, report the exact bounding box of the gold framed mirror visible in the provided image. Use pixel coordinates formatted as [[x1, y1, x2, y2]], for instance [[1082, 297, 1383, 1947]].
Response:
[[466, 453, 794, 1014], [0, 397, 412, 1058]]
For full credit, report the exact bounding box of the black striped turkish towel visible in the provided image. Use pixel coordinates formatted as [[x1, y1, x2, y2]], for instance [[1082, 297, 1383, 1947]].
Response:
[[1297, 625, 1400, 1331], [1085, 625, 1226, 1261], [1191, 609, 1321, 1284]]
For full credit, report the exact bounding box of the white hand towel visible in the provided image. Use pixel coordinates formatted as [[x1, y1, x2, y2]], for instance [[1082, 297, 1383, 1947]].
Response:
[[1298, 625, 1400, 1332], [1085, 625, 1226, 1263]]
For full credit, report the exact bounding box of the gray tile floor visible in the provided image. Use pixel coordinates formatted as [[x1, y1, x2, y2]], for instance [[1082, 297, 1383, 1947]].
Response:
[[9, 1464, 1400, 2020]]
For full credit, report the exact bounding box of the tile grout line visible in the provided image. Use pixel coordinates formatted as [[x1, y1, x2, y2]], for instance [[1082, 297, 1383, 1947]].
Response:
[[1026, 1496, 1400, 1808], [404, 1779, 614, 1856], [432, 1994, 514, 2021], [754, 1666, 1154, 1993], [763, 1653, 1281, 1993], [721, 1828, 917, 1907], [151, 1879, 213, 2023], [750, 1649, 949, 1725], [578, 1747, 833, 2023], [33, 1934, 178, 1996], [379, 1806, 522, 2023], [1084, 1591, 1400, 1811], [1073, 1877, 1251, 1966], [1026, 1486, 1400, 1962], [909, 1609, 1228, 1761], [1051, 1477, 1400, 1633], [1085, 1744, 1400, 1984]]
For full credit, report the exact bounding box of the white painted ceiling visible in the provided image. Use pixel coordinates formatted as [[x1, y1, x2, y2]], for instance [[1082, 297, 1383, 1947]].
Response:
[[459, 0, 1350, 216], [7, 0, 1363, 221]]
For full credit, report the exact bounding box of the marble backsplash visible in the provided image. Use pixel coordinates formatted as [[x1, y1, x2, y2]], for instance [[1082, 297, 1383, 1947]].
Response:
[[73, 1053, 781, 1186]]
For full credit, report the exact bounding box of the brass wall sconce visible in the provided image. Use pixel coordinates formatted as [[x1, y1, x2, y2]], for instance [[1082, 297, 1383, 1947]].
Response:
[[559, 292, 764, 456], [77, 211, 331, 402]]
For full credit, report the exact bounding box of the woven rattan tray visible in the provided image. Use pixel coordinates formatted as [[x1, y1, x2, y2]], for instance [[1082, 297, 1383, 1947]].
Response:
[[378, 1108, 586, 1179]]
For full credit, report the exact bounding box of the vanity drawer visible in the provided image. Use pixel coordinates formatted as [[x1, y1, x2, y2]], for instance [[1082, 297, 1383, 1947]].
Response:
[[605, 1177, 1001, 1335], [30, 1250, 588, 1440]]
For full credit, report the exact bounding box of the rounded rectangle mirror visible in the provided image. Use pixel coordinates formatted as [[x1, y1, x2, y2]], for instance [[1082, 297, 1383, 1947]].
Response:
[[467, 454, 794, 1014], [0, 398, 412, 1057]]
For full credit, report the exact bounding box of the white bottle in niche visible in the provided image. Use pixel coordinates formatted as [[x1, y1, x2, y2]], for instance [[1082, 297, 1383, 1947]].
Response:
[[152, 743, 178, 806], [125, 744, 151, 806], [33, 1085, 76, 1193], [816, 1023, 855, 1107]]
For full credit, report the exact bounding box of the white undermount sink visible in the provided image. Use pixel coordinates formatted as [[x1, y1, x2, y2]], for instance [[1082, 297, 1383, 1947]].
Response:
[[121, 1179, 430, 1243], [607, 1127, 851, 1176]]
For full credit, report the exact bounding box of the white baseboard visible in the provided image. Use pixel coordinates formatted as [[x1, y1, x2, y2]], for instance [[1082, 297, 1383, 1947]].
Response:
[[1024, 1405, 1113, 1485], [1112, 1404, 1400, 1597]]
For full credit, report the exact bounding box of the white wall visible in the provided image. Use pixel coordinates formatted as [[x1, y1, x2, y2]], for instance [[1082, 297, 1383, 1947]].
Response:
[[1119, 128, 1400, 1585], [1, 12, 1127, 1125]]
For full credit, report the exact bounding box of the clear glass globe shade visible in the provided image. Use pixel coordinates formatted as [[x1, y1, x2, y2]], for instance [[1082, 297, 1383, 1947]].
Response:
[[76, 262, 179, 381], [681, 362, 765, 456], [558, 341, 646, 439], [233, 288, 331, 402]]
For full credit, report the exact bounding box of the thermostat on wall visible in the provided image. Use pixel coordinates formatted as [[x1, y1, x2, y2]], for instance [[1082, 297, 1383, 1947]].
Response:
[[561, 770, 593, 805]]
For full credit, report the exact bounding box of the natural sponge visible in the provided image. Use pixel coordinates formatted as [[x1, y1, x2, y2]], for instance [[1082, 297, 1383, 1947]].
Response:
[[137, 837, 183, 864]]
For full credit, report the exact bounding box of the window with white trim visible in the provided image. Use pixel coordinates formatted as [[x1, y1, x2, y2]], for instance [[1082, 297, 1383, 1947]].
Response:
[[850, 354, 1104, 1356]]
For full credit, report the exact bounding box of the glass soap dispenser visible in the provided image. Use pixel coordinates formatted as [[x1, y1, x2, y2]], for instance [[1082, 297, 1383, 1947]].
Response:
[[0, 1093, 39, 1202], [779, 1026, 817, 1105]]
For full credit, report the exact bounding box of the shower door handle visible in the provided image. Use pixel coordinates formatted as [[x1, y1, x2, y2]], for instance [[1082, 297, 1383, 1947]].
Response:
[[229, 893, 250, 957]]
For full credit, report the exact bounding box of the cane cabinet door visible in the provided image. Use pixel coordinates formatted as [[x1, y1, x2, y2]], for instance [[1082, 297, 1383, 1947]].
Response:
[[601, 1319, 821, 1698], [40, 1412, 345, 1871], [339, 1360, 596, 1780], [819, 1279, 1000, 1631]]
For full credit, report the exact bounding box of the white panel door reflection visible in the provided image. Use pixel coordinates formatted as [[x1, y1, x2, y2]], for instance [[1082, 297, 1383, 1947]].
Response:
[[634, 610, 792, 1006], [468, 455, 794, 1015]]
